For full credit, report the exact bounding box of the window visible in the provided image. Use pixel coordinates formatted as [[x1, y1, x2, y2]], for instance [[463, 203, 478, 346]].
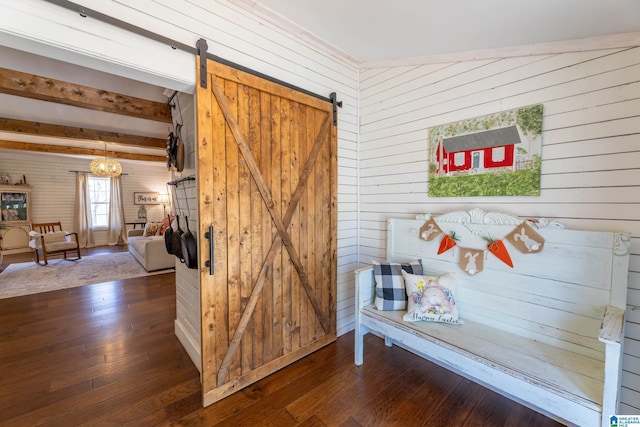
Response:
[[454, 152, 465, 166], [492, 146, 505, 162], [88, 176, 110, 228]]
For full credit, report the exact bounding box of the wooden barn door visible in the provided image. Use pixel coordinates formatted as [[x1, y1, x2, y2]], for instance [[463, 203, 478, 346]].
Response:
[[196, 58, 337, 406]]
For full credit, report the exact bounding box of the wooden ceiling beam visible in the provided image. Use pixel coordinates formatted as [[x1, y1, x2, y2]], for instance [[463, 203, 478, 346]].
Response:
[[0, 67, 172, 123], [0, 117, 166, 149], [0, 140, 166, 163]]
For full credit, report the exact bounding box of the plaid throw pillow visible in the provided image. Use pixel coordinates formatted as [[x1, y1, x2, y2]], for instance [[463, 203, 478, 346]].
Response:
[[373, 260, 423, 311]]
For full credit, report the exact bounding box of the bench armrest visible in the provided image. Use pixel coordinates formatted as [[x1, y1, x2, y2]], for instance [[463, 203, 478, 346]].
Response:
[[600, 305, 625, 425], [599, 305, 625, 345], [354, 266, 374, 310], [354, 266, 375, 366]]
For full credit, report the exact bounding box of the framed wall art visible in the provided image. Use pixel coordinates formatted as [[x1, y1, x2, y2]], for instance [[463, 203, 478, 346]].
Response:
[[428, 104, 543, 197], [134, 192, 160, 205]]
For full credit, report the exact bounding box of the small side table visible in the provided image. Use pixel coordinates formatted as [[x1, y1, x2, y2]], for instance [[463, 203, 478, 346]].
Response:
[[125, 221, 147, 229]]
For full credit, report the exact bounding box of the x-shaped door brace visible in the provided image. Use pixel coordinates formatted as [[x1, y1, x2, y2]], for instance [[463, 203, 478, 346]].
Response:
[[209, 76, 332, 386]]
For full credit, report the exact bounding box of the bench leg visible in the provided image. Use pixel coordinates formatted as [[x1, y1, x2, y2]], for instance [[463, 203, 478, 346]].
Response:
[[385, 336, 393, 347], [355, 326, 365, 366]]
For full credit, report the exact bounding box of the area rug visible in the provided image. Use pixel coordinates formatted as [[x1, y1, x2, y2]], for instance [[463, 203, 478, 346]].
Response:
[[0, 252, 173, 299]]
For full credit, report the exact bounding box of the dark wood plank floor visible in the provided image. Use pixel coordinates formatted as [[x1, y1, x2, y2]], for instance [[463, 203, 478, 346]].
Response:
[[0, 248, 563, 426]]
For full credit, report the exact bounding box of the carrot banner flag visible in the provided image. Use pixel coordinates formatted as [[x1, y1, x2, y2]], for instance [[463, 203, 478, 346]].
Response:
[[437, 232, 458, 255], [483, 236, 513, 268]]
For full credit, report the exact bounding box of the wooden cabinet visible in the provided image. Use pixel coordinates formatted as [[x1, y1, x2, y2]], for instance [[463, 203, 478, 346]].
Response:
[[0, 185, 32, 255]]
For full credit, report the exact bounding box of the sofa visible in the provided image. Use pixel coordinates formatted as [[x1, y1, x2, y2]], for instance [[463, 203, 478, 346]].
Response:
[[127, 228, 175, 271]]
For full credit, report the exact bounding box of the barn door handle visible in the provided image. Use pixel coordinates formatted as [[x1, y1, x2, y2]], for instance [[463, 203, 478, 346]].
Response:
[[204, 225, 214, 275]]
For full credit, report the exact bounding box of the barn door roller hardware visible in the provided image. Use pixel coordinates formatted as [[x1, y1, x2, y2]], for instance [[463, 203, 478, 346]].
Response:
[[330, 92, 342, 126], [196, 38, 209, 89]]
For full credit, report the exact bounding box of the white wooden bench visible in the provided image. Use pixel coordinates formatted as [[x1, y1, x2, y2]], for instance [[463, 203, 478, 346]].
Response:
[[354, 209, 630, 427]]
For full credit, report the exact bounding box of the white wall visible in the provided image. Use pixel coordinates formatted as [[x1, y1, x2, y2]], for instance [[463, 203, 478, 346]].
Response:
[[169, 91, 202, 370], [0, 151, 170, 246], [358, 47, 640, 414]]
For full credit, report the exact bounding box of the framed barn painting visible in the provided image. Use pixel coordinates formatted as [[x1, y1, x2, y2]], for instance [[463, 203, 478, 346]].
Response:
[[428, 104, 543, 197]]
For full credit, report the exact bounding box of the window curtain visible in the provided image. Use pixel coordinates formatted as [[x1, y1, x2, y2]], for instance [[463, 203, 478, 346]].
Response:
[[74, 172, 95, 248], [108, 176, 127, 245]]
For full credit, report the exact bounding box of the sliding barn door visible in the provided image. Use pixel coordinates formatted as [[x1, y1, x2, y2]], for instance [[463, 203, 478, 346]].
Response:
[[196, 58, 337, 406]]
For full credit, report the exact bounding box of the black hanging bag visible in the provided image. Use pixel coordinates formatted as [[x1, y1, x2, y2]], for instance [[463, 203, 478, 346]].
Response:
[[164, 214, 174, 254], [180, 217, 198, 269], [171, 215, 185, 262]]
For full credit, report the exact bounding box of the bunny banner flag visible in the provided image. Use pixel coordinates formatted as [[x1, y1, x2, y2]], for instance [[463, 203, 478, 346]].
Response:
[[459, 248, 484, 276], [505, 222, 545, 254]]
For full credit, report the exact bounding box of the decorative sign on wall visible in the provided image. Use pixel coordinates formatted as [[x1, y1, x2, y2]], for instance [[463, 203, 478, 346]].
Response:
[[428, 104, 543, 197], [134, 192, 160, 205]]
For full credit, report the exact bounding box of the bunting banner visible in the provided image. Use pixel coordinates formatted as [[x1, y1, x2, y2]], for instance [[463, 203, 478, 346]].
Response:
[[420, 219, 545, 275]]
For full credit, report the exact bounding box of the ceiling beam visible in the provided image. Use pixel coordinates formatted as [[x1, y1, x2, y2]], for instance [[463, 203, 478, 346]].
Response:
[[0, 117, 166, 149], [0, 140, 166, 163], [0, 67, 172, 123]]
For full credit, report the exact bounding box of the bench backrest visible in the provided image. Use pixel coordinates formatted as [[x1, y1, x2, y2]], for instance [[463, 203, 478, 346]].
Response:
[[386, 209, 630, 360]]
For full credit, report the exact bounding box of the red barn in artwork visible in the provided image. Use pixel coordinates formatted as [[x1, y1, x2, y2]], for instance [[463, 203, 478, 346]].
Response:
[[435, 125, 522, 176]]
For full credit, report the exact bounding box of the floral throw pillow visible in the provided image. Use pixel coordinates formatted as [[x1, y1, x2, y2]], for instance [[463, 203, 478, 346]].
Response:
[[373, 260, 423, 311], [143, 222, 161, 237], [402, 271, 463, 324]]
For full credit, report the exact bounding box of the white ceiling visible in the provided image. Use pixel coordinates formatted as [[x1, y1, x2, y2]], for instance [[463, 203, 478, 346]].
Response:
[[256, 0, 640, 63]]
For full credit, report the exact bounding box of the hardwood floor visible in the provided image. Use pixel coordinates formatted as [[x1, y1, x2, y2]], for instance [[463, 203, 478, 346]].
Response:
[[0, 248, 562, 426]]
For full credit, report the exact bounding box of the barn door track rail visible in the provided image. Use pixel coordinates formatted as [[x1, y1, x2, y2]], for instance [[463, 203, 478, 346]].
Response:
[[42, 0, 343, 122]]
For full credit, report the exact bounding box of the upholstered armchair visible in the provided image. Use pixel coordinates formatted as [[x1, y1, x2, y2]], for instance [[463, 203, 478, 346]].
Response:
[[29, 222, 81, 265]]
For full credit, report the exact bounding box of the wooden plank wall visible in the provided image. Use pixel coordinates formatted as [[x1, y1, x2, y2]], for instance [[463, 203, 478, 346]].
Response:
[[0, 150, 170, 246], [358, 47, 640, 414]]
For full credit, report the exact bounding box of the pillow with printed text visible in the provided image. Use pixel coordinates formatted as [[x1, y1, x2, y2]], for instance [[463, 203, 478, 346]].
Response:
[[402, 271, 463, 324]]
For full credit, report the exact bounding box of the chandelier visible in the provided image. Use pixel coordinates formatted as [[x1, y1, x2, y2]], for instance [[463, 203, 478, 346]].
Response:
[[89, 144, 122, 177]]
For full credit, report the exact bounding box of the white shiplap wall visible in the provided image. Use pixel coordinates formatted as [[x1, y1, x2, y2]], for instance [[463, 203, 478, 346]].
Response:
[[0, 151, 171, 246], [358, 46, 640, 414], [169, 91, 202, 370]]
